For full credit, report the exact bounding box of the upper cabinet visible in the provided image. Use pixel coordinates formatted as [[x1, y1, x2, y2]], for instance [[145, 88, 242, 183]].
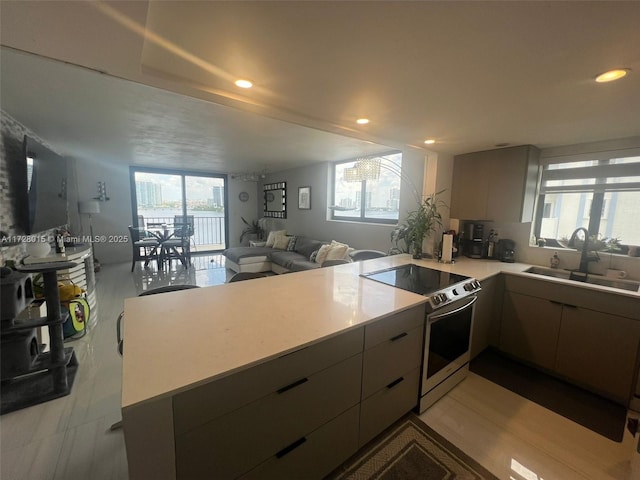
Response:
[[450, 145, 540, 222]]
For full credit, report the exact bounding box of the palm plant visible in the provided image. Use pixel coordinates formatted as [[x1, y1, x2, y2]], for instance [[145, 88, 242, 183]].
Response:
[[239, 217, 264, 243], [390, 191, 446, 258]]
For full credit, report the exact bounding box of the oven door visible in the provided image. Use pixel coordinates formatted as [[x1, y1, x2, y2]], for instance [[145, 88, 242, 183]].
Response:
[[422, 295, 477, 396]]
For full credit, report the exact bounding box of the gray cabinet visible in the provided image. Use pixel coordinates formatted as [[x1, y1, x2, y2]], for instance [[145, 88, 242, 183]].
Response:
[[556, 306, 640, 404], [470, 274, 503, 359], [499, 274, 640, 405], [359, 305, 424, 445], [171, 303, 427, 479], [239, 406, 360, 480], [176, 354, 362, 479], [173, 328, 364, 480], [450, 145, 540, 222], [500, 291, 562, 370]]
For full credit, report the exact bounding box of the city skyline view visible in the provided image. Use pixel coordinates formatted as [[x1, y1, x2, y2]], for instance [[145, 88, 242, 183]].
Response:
[[134, 171, 225, 211]]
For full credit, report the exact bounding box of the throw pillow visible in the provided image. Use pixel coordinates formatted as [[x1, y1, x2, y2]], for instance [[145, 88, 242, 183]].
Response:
[[325, 243, 349, 261], [287, 236, 298, 252], [265, 230, 287, 247], [331, 240, 349, 248], [273, 234, 291, 250], [309, 250, 319, 262], [315, 244, 332, 264], [296, 237, 324, 258]]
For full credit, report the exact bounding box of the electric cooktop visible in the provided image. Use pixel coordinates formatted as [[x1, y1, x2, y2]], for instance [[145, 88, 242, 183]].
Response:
[[361, 264, 481, 309]]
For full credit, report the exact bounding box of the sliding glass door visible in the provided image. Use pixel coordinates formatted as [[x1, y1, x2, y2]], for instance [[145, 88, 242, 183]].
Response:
[[130, 167, 228, 253]]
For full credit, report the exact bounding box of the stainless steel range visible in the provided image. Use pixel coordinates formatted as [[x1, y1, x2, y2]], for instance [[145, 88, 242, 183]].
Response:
[[361, 264, 481, 412]]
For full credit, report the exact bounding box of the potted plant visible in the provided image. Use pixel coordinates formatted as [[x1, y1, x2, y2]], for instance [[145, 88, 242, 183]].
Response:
[[390, 191, 446, 258], [239, 217, 265, 244], [559, 234, 622, 253]]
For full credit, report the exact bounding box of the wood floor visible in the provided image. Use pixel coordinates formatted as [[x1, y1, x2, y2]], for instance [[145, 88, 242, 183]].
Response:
[[2, 256, 638, 479]]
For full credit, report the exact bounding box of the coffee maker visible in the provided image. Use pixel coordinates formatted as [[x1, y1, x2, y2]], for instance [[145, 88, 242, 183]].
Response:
[[463, 222, 484, 259], [497, 239, 516, 263]]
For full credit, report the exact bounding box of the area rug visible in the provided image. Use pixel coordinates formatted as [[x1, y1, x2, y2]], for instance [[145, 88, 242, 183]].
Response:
[[470, 348, 627, 442], [327, 414, 498, 479]]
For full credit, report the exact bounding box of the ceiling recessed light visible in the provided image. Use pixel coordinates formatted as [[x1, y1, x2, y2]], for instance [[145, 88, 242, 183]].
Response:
[[424, 139, 435, 145], [595, 69, 629, 83], [235, 79, 253, 89], [356, 118, 370, 125]]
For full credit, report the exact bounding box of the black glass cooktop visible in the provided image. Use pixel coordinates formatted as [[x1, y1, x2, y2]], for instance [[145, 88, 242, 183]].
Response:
[[361, 264, 470, 296]]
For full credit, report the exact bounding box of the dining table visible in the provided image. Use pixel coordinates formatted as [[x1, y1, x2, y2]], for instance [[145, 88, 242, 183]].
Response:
[[141, 223, 189, 269]]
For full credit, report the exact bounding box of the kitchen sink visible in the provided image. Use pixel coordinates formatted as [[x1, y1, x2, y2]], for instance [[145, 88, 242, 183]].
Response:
[[583, 276, 640, 292], [525, 266, 640, 292], [525, 266, 571, 279]]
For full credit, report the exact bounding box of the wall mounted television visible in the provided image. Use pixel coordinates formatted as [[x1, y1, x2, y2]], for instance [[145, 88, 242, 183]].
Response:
[[23, 135, 69, 235]]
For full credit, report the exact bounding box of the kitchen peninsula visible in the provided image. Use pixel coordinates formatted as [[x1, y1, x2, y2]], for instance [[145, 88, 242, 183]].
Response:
[[121, 255, 640, 479]]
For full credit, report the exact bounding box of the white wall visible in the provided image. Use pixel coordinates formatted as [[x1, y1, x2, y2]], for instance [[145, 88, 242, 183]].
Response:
[[227, 179, 261, 247], [74, 160, 132, 264]]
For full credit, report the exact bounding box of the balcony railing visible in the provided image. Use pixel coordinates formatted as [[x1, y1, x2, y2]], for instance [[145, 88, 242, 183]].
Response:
[[141, 216, 226, 251]]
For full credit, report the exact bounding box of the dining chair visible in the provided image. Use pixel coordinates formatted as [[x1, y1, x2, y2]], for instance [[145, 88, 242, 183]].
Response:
[[228, 272, 268, 282], [128, 225, 160, 272], [349, 250, 387, 261], [321, 259, 351, 267], [174, 214, 196, 253], [111, 284, 200, 430], [173, 215, 195, 235], [160, 229, 191, 269]]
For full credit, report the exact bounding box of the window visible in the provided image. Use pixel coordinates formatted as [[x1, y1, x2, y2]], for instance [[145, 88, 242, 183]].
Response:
[[331, 153, 402, 224], [130, 167, 229, 252], [533, 154, 640, 251]]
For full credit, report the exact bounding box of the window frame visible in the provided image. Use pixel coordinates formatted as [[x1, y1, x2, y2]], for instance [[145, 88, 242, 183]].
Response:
[[330, 153, 402, 225], [533, 150, 640, 251]]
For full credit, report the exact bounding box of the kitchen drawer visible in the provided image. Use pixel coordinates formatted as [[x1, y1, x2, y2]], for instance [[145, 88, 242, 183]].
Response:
[[173, 327, 364, 435], [364, 305, 424, 349], [175, 353, 362, 480], [362, 324, 423, 399], [359, 366, 421, 446], [239, 405, 360, 480]]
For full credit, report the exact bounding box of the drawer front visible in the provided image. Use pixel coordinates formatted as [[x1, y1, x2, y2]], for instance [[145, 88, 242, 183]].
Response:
[[362, 325, 423, 399], [364, 305, 424, 349], [173, 327, 364, 435], [239, 405, 360, 480], [359, 366, 420, 446], [175, 353, 362, 480]]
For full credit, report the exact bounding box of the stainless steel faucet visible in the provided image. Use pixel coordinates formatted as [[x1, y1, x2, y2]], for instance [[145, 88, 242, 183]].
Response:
[[568, 227, 599, 274]]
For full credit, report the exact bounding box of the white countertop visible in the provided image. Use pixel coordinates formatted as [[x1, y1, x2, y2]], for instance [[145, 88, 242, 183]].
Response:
[[122, 254, 638, 409]]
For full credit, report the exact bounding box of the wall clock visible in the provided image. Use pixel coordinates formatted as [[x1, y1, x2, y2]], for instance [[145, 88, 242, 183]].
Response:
[[238, 192, 249, 202]]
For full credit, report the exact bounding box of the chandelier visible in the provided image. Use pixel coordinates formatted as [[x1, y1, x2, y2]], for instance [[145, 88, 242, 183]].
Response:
[[355, 157, 381, 180], [345, 157, 383, 182], [340, 154, 421, 204], [231, 171, 267, 182]]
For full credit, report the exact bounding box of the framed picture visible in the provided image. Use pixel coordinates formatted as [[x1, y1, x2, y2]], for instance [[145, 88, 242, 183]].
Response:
[[298, 186, 311, 210]]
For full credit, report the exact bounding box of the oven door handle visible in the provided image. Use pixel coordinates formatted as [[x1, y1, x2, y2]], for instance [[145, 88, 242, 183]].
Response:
[[428, 295, 478, 322]]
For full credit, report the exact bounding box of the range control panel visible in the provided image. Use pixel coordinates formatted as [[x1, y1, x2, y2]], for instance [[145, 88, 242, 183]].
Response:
[[427, 280, 481, 310]]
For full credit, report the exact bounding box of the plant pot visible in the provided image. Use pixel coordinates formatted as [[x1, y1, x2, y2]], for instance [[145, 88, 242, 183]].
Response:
[[411, 242, 423, 259]]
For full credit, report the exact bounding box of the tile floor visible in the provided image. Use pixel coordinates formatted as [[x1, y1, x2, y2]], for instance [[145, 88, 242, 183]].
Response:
[[1, 255, 639, 479]]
